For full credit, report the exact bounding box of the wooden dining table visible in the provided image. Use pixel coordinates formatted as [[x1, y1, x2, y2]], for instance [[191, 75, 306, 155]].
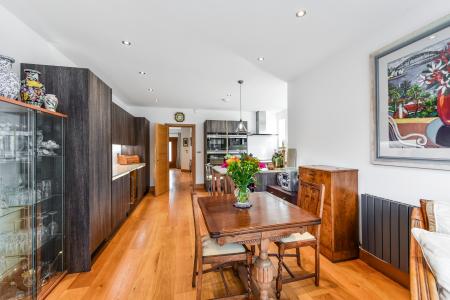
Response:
[[197, 192, 321, 300]]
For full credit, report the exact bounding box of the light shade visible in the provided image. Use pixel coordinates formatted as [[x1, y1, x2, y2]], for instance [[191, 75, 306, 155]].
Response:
[[236, 80, 247, 134], [236, 120, 247, 133]]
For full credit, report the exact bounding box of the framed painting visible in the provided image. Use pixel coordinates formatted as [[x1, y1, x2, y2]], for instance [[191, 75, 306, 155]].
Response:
[[372, 15, 450, 170]]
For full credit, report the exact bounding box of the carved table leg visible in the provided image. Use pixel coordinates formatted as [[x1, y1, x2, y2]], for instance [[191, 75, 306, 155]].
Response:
[[253, 238, 273, 300]]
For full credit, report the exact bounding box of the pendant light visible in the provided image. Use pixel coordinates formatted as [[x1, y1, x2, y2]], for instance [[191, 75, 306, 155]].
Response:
[[236, 80, 247, 134]]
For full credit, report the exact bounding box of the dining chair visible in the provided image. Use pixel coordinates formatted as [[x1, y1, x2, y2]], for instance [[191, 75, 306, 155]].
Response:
[[271, 180, 325, 300], [205, 164, 214, 193], [191, 192, 253, 300], [210, 170, 225, 196]]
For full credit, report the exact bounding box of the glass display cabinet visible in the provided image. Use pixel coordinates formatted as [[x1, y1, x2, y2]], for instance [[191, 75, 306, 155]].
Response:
[[0, 97, 66, 300]]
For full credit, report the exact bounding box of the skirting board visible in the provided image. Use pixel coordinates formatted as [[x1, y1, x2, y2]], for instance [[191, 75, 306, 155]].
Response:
[[359, 247, 409, 288], [194, 184, 205, 191], [181, 169, 191, 173]]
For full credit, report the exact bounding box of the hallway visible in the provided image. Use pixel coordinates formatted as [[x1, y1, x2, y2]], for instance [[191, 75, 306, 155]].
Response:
[[47, 170, 408, 299]]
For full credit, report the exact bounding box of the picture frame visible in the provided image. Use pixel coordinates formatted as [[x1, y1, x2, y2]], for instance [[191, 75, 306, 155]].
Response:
[[183, 138, 188, 147], [371, 15, 450, 170]]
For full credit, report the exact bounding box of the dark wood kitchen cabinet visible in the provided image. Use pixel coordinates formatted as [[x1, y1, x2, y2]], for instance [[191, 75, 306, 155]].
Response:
[[137, 167, 146, 202], [205, 120, 248, 134], [111, 174, 130, 231], [227, 120, 248, 133], [21, 64, 112, 272], [112, 102, 135, 145], [205, 120, 227, 134], [135, 117, 150, 192]]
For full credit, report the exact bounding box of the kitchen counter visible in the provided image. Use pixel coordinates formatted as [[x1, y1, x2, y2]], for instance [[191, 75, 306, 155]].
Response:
[[211, 166, 297, 192], [112, 163, 146, 180], [212, 166, 296, 175]]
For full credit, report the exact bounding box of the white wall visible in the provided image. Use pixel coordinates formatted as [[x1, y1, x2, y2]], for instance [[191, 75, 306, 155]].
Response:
[[0, 5, 75, 75], [288, 9, 450, 206], [180, 128, 192, 170]]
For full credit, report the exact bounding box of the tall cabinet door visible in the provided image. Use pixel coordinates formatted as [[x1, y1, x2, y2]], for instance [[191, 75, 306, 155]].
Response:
[[88, 72, 112, 254], [111, 103, 120, 144], [122, 174, 131, 217], [111, 177, 122, 231]]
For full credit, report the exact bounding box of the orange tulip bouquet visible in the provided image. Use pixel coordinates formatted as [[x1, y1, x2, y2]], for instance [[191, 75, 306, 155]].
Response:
[[224, 154, 263, 208]]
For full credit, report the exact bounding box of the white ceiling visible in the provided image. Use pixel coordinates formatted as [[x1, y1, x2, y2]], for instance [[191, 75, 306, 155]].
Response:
[[0, 0, 443, 110]]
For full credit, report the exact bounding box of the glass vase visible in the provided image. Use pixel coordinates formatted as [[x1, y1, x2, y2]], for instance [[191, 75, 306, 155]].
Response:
[[233, 186, 252, 208]]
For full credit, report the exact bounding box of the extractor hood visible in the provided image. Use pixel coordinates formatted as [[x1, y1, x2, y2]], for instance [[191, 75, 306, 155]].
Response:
[[249, 111, 278, 136]]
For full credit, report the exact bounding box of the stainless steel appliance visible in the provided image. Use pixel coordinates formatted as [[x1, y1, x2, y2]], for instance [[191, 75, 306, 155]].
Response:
[[206, 134, 227, 151], [277, 170, 298, 192], [228, 135, 247, 152]]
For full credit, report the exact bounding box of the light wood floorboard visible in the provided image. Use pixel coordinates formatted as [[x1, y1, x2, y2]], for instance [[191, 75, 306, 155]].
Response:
[[47, 170, 409, 300]]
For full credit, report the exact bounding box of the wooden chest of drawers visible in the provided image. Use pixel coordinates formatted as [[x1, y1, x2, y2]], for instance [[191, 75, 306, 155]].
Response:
[[299, 165, 359, 262]]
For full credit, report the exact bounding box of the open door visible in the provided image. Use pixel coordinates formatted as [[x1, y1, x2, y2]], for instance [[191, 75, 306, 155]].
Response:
[[154, 123, 169, 196]]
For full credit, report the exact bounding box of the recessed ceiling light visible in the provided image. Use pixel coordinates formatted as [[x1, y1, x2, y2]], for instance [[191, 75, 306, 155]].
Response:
[[139, 71, 147, 75], [429, 35, 436, 40], [257, 57, 264, 62], [221, 98, 230, 103], [296, 10, 307, 17], [121, 40, 132, 46], [148, 88, 154, 92]]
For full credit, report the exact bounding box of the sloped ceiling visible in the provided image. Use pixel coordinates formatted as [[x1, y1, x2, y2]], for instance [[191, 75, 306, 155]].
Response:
[[0, 0, 445, 110]]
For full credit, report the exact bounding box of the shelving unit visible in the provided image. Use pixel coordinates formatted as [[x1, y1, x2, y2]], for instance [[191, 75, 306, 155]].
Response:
[[0, 96, 67, 299]]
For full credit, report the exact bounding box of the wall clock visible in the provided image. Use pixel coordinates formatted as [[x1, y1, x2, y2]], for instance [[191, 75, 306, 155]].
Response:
[[174, 112, 185, 122]]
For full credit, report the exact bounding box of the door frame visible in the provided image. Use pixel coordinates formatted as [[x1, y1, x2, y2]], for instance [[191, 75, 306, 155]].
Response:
[[166, 123, 196, 189]]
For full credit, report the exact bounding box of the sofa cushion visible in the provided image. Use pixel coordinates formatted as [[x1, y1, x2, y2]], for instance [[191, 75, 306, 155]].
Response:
[[422, 200, 450, 234], [412, 228, 450, 300]]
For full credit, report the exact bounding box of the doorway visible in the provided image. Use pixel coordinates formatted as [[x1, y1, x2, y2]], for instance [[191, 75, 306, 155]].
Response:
[[169, 136, 178, 169], [154, 124, 196, 196], [166, 124, 196, 192]]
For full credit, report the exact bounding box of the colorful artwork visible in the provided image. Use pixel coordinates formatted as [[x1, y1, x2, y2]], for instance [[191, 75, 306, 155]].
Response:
[[373, 17, 450, 168], [387, 38, 450, 148]]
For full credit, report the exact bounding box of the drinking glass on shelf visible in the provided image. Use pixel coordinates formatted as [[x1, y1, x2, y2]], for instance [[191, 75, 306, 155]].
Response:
[[36, 182, 42, 202], [48, 211, 58, 236], [36, 214, 50, 247], [42, 180, 52, 199], [0, 177, 7, 209]]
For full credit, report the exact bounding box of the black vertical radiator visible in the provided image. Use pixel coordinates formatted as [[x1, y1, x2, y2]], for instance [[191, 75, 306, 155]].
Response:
[[360, 194, 415, 285]]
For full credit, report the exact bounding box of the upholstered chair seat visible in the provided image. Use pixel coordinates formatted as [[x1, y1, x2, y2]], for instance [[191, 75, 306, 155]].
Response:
[[279, 231, 316, 244], [201, 236, 246, 256]]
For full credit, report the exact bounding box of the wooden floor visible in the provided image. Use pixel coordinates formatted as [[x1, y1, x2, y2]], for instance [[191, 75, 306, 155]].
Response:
[[48, 170, 410, 300]]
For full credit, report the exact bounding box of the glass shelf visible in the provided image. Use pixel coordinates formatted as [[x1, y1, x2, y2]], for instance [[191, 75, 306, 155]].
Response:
[[0, 98, 65, 299], [0, 207, 23, 218], [1, 194, 63, 210]]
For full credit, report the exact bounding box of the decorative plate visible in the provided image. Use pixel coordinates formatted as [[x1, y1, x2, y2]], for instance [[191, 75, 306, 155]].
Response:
[[174, 112, 185, 122]]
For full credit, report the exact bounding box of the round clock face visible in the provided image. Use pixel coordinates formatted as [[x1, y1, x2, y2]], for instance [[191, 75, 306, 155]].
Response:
[[175, 112, 185, 122]]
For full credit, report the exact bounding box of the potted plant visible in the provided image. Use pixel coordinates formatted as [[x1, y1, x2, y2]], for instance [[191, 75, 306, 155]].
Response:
[[272, 151, 284, 168], [225, 154, 262, 208]]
